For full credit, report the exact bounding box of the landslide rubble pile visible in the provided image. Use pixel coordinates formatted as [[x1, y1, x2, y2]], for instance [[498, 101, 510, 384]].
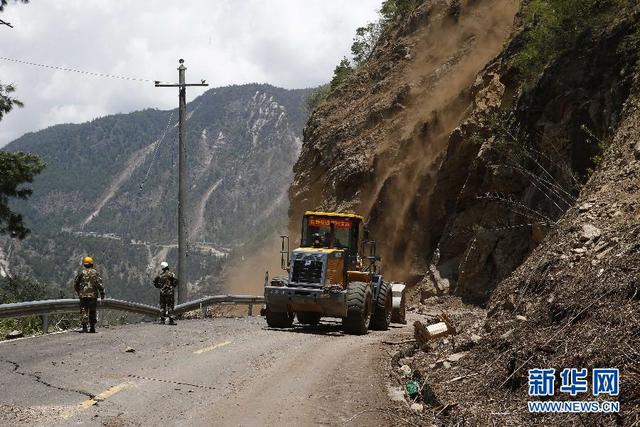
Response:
[[394, 72, 640, 426]]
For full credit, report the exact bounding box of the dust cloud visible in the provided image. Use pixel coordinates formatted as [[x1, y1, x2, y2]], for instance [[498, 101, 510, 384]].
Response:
[[223, 236, 289, 295], [363, 0, 520, 280]]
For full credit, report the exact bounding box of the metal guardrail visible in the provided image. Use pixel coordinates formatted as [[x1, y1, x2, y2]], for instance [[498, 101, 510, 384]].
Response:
[[0, 298, 161, 319], [0, 298, 80, 319], [0, 298, 161, 335], [174, 294, 265, 316], [0, 294, 265, 335]]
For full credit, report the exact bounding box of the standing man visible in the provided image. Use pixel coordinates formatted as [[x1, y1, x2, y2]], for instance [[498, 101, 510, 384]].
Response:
[[153, 261, 178, 325], [73, 256, 105, 333]]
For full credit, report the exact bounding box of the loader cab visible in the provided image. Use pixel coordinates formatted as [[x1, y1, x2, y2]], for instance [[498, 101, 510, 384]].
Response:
[[300, 212, 363, 260]]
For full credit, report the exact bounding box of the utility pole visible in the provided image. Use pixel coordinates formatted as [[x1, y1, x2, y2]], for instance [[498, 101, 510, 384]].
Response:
[[155, 59, 208, 304]]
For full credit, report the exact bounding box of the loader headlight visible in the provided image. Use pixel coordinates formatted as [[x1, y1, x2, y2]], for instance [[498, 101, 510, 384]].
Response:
[[270, 278, 286, 287]]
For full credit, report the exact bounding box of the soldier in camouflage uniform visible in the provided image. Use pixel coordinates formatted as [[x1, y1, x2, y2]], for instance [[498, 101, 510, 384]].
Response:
[[73, 256, 105, 333], [153, 261, 178, 325]]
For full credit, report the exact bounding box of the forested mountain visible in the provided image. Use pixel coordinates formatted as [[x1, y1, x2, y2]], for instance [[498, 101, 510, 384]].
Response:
[[1, 84, 311, 303]]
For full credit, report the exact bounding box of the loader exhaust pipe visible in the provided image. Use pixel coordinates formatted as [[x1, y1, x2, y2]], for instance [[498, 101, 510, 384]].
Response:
[[280, 235, 290, 271]]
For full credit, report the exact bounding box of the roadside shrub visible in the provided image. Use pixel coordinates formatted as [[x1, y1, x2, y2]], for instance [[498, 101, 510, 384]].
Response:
[[512, 0, 630, 78], [305, 85, 331, 112], [0, 276, 47, 304], [0, 276, 61, 339]]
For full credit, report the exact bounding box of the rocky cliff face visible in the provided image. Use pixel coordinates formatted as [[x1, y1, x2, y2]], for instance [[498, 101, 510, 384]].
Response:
[[428, 6, 639, 304], [290, 0, 520, 281], [292, 0, 640, 422], [423, 59, 640, 427], [467, 72, 640, 424], [4, 84, 310, 301], [291, 0, 639, 306]]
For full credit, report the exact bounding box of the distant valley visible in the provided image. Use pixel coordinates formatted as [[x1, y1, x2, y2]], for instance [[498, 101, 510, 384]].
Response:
[[1, 84, 312, 303]]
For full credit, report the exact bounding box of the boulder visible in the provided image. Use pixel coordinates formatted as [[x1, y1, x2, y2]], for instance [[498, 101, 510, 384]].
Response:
[[5, 330, 23, 340], [447, 352, 468, 362], [580, 224, 602, 242], [500, 329, 514, 340], [578, 202, 594, 212], [410, 403, 424, 413], [633, 140, 640, 160], [399, 365, 412, 377]]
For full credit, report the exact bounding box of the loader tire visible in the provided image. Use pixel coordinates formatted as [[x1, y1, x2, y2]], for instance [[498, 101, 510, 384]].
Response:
[[369, 281, 392, 330], [265, 306, 294, 328], [297, 312, 321, 326], [343, 281, 372, 335]]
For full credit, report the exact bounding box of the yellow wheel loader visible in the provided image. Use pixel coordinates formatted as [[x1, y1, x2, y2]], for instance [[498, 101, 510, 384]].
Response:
[[263, 211, 406, 335]]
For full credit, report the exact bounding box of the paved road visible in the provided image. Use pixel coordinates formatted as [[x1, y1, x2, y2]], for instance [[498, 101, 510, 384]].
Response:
[[0, 316, 408, 426]]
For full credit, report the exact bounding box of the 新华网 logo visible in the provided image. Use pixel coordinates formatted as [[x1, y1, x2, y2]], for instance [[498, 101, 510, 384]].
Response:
[[527, 368, 620, 413]]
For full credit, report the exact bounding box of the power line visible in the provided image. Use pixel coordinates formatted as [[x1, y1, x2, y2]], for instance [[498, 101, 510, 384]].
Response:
[[138, 110, 176, 194], [138, 93, 206, 194], [0, 56, 157, 83]]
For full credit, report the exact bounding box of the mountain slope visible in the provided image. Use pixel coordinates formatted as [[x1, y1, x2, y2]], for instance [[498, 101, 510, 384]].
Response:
[[421, 47, 640, 425], [290, 0, 639, 305], [425, 3, 640, 304], [290, 0, 520, 282], [3, 84, 311, 302], [291, 0, 639, 423]]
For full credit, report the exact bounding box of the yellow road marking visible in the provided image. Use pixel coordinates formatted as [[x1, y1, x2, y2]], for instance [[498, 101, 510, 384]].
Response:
[[61, 381, 133, 419], [193, 340, 231, 354]]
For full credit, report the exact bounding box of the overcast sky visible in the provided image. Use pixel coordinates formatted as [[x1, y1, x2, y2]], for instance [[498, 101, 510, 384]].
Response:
[[0, 0, 381, 146]]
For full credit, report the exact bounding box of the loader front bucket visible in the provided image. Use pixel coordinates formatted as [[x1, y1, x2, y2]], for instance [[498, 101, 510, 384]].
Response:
[[390, 282, 406, 324]]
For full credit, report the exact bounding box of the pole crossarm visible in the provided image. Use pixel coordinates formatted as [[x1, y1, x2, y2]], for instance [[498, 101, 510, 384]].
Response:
[[155, 83, 209, 87]]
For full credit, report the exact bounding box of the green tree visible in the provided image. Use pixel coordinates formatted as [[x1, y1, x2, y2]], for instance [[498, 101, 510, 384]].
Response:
[[329, 58, 353, 91], [305, 84, 330, 112], [351, 23, 382, 66], [348, 0, 414, 71], [0, 3, 46, 239], [305, 0, 416, 115], [0, 151, 45, 238], [379, 0, 412, 23], [0, 83, 22, 120], [0, 0, 28, 12]]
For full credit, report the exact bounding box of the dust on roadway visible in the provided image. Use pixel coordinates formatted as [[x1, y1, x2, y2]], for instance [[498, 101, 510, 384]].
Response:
[[0, 316, 409, 426]]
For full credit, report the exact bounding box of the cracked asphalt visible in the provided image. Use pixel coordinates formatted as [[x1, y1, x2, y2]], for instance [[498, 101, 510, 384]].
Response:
[[0, 316, 408, 426]]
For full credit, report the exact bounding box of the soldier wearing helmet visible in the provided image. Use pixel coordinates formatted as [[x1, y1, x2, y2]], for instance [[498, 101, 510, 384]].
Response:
[[153, 261, 178, 325], [73, 256, 105, 333]]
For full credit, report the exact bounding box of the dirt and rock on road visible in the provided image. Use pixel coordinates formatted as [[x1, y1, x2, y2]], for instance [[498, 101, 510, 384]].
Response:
[[0, 316, 411, 426]]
